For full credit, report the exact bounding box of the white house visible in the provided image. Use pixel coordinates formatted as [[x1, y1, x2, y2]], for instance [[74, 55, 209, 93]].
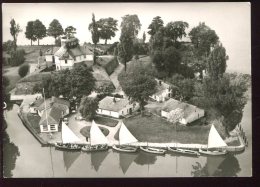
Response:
[[150, 79, 172, 102], [47, 37, 93, 71], [97, 96, 139, 118], [161, 98, 205, 125], [39, 106, 62, 132]]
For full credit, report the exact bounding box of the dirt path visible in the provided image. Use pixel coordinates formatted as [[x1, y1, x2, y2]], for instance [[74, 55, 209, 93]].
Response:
[[109, 63, 124, 94]]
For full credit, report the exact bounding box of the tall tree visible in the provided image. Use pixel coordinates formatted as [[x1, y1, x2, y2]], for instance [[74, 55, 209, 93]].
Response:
[[96, 17, 118, 44], [148, 16, 164, 36], [25, 21, 36, 46], [119, 14, 141, 71], [88, 13, 100, 65], [118, 63, 157, 111], [206, 44, 228, 80], [47, 19, 64, 43], [189, 22, 219, 57], [143, 31, 146, 43], [10, 19, 22, 51], [79, 96, 99, 120], [33, 19, 46, 45], [64, 26, 76, 38], [165, 21, 189, 43]]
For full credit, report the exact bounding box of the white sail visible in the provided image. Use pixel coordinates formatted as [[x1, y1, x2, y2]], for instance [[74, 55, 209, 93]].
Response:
[[207, 125, 227, 149], [62, 122, 81, 144], [119, 121, 138, 145], [90, 120, 109, 146]]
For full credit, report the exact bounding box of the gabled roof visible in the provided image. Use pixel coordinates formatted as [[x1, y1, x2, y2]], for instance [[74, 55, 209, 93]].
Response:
[[38, 96, 70, 111], [39, 106, 63, 126], [81, 46, 93, 55], [30, 98, 44, 107], [98, 96, 130, 112], [162, 98, 204, 118], [68, 46, 86, 57], [45, 47, 60, 55], [153, 79, 171, 96]]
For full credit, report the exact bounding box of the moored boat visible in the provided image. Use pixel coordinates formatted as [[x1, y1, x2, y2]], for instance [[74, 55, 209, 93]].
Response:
[[140, 146, 166, 155], [199, 125, 228, 156], [81, 120, 109, 152], [112, 121, 138, 153], [168, 147, 200, 157], [55, 142, 82, 150], [112, 145, 138, 153]]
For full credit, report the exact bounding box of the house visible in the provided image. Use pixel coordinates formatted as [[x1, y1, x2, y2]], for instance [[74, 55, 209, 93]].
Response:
[[45, 46, 60, 65], [161, 98, 204, 125], [37, 96, 70, 117], [53, 37, 93, 70], [29, 97, 44, 113], [39, 106, 63, 132], [97, 96, 139, 118], [150, 79, 172, 102]]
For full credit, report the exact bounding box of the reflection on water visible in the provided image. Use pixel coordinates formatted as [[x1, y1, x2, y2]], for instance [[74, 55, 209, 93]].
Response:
[[3, 130, 20, 178], [191, 154, 241, 177], [134, 151, 157, 166], [63, 150, 81, 172], [90, 151, 109, 171], [118, 152, 138, 174]]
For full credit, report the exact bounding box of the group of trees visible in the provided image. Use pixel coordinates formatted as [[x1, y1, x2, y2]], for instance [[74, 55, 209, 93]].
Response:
[[33, 64, 95, 101]]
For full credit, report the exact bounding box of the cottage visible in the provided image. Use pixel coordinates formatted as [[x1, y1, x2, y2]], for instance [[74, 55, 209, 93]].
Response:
[[161, 98, 204, 125], [37, 96, 70, 117], [45, 46, 60, 65], [29, 97, 44, 113], [97, 96, 139, 118], [150, 79, 172, 102], [39, 106, 63, 132], [53, 37, 93, 70]]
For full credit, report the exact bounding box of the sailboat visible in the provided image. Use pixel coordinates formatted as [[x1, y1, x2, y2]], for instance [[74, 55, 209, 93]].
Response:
[[81, 120, 109, 152], [199, 125, 228, 156], [112, 121, 138, 153], [168, 145, 200, 157], [54, 122, 82, 150], [140, 145, 166, 155]]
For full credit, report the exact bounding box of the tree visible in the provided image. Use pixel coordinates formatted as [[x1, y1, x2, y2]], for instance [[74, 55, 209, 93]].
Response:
[[25, 21, 36, 46], [10, 19, 22, 51], [47, 19, 64, 42], [163, 46, 182, 76], [88, 13, 100, 65], [165, 21, 189, 43], [189, 22, 219, 57], [119, 14, 141, 71], [118, 63, 157, 111], [148, 16, 164, 36], [18, 64, 30, 77], [33, 19, 46, 45], [207, 44, 228, 80], [79, 96, 99, 120], [2, 40, 14, 53], [64, 26, 76, 38], [143, 32, 146, 43], [9, 49, 25, 66], [96, 17, 118, 44]]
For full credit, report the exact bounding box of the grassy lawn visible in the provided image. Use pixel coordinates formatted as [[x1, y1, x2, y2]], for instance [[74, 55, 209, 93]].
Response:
[[3, 66, 21, 92], [123, 114, 211, 144], [26, 113, 41, 133], [80, 126, 109, 137], [93, 116, 118, 127]]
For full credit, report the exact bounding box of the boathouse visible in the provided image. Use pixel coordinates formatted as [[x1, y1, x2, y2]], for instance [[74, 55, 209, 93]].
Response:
[[97, 96, 139, 118], [161, 98, 204, 125]]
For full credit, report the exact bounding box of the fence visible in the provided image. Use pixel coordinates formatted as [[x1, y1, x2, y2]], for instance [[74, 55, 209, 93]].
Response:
[[236, 123, 249, 147]]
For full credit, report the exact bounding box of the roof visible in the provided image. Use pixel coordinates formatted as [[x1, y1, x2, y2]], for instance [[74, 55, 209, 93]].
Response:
[[96, 55, 115, 66], [38, 96, 70, 111], [153, 79, 171, 96], [162, 98, 204, 118], [81, 45, 93, 55], [98, 96, 130, 112], [30, 98, 44, 107], [39, 106, 63, 126], [54, 45, 86, 59], [45, 47, 60, 55]]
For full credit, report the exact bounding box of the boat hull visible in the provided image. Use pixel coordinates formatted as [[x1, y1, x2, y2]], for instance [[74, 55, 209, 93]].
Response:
[[199, 148, 227, 156], [168, 147, 200, 157], [112, 145, 138, 153], [54, 143, 82, 151], [81, 144, 108, 152], [140, 146, 166, 155]]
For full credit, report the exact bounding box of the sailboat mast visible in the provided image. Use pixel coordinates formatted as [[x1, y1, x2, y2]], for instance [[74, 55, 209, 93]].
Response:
[[43, 88, 49, 129]]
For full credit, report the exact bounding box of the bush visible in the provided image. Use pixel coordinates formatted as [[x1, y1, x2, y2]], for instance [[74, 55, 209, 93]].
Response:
[[18, 64, 30, 77], [10, 49, 26, 66]]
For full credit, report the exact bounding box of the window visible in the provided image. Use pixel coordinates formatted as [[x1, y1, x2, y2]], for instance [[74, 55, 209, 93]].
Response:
[[65, 59, 67, 64], [84, 55, 86, 59]]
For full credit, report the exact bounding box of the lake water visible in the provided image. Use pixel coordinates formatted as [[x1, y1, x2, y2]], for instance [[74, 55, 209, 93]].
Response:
[[3, 100, 252, 177]]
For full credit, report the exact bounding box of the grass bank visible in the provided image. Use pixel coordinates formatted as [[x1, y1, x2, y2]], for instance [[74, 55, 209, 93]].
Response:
[[123, 114, 210, 144]]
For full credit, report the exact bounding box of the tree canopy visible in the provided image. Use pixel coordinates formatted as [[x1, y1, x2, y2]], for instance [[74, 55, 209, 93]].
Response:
[[96, 17, 118, 44], [47, 19, 64, 41], [25, 21, 37, 46], [118, 63, 157, 110], [65, 26, 76, 38], [33, 19, 46, 45], [148, 16, 164, 36], [10, 19, 22, 51], [165, 21, 189, 43], [88, 13, 100, 64], [79, 96, 99, 120]]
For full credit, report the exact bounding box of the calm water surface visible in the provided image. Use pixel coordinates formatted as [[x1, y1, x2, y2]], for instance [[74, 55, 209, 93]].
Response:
[[3, 100, 251, 177]]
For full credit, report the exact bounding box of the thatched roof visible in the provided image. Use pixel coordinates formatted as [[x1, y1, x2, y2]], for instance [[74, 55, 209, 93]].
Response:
[[98, 96, 130, 112]]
